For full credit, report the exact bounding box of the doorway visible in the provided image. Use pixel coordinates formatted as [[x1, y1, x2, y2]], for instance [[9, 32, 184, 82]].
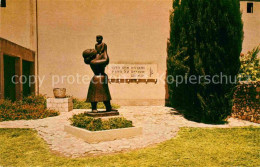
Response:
[[4, 55, 16, 101], [23, 60, 33, 97]]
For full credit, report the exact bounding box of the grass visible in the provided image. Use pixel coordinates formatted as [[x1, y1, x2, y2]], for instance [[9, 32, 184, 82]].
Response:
[[0, 127, 259, 166]]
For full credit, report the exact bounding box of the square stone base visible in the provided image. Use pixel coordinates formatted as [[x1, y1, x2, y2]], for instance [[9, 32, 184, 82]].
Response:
[[64, 125, 143, 143], [47, 97, 73, 112]]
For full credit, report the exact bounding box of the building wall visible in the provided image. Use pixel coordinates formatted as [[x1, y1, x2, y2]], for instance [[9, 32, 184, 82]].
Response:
[[0, 0, 36, 51], [0, 0, 37, 100], [37, 0, 172, 105], [240, 1, 260, 53]]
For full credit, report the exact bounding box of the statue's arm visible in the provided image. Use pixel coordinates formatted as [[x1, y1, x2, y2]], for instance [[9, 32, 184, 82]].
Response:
[[95, 44, 97, 51], [90, 54, 108, 65], [90, 44, 108, 65]]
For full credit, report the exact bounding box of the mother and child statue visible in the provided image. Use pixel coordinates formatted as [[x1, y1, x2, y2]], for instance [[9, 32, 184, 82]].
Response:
[[82, 35, 118, 116]]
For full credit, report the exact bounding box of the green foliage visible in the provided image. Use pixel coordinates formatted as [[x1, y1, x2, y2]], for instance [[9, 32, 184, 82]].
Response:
[[168, 0, 243, 123], [238, 46, 260, 81], [72, 98, 120, 109], [102, 117, 133, 130], [232, 82, 260, 123], [0, 95, 59, 122], [22, 94, 47, 107], [72, 98, 92, 109], [69, 113, 133, 131]]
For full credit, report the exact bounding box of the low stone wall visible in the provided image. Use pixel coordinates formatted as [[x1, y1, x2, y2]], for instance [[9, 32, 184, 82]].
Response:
[[232, 81, 260, 123], [64, 125, 143, 143]]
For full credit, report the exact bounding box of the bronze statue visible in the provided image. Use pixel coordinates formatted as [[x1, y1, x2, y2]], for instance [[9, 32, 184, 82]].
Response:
[[83, 35, 118, 113]]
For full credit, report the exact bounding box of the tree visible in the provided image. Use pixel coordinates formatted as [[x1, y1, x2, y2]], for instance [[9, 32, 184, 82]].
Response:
[[167, 0, 243, 123]]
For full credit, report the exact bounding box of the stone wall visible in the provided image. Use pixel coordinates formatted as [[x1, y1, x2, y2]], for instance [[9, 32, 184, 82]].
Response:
[[232, 81, 260, 123], [36, 0, 172, 105]]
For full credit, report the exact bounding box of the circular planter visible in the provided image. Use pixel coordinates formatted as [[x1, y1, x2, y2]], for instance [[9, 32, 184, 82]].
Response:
[[53, 88, 66, 98]]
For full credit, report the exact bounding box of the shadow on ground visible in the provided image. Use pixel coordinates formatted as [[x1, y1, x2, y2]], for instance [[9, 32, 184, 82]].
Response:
[[168, 108, 228, 125]]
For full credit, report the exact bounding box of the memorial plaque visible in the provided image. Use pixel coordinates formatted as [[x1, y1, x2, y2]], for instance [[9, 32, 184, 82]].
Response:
[[107, 64, 157, 80]]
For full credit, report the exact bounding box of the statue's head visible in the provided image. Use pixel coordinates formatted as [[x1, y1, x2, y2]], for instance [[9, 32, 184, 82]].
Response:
[[82, 49, 97, 64], [96, 35, 103, 44]]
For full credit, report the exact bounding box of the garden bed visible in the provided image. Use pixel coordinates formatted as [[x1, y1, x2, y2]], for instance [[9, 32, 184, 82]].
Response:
[[65, 113, 142, 143], [0, 95, 59, 122], [64, 124, 142, 143]]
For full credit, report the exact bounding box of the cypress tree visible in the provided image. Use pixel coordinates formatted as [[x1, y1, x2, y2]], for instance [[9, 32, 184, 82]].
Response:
[[167, 0, 243, 123]]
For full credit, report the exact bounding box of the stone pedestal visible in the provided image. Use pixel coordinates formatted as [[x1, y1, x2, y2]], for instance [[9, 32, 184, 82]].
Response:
[[47, 98, 73, 112], [85, 111, 119, 117]]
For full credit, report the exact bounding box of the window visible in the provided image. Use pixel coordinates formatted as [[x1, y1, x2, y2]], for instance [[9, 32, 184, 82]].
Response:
[[0, 0, 6, 7], [247, 3, 253, 13]]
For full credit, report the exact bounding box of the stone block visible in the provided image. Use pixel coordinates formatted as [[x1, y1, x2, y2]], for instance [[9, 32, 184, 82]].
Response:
[[62, 103, 68, 108], [47, 97, 73, 112], [47, 103, 52, 108]]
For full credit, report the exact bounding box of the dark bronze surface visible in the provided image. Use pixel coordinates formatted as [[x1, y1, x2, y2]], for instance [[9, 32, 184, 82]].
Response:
[[83, 35, 117, 113], [86, 75, 111, 102], [85, 111, 119, 117]]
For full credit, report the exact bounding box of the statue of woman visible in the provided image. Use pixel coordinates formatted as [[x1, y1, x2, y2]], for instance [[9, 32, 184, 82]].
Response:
[[83, 35, 117, 113]]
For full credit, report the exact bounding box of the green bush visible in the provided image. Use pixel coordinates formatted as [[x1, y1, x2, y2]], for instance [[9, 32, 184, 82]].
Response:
[[22, 94, 47, 107], [72, 98, 91, 109], [167, 0, 243, 123], [72, 98, 120, 109], [238, 46, 260, 81], [69, 113, 133, 131], [0, 95, 59, 122]]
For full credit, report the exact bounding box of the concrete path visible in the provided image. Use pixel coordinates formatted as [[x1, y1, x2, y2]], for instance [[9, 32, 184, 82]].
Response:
[[0, 106, 258, 157]]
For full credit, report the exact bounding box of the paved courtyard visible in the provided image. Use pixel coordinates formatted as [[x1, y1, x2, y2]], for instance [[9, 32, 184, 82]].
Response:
[[0, 106, 258, 157]]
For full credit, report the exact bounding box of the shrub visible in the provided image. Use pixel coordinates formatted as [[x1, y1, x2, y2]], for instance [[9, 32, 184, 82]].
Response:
[[0, 95, 59, 122], [104, 117, 133, 130], [22, 94, 47, 107], [69, 113, 133, 131], [72, 98, 92, 109], [238, 46, 260, 81], [232, 82, 260, 123], [72, 98, 120, 109], [167, 0, 243, 123]]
